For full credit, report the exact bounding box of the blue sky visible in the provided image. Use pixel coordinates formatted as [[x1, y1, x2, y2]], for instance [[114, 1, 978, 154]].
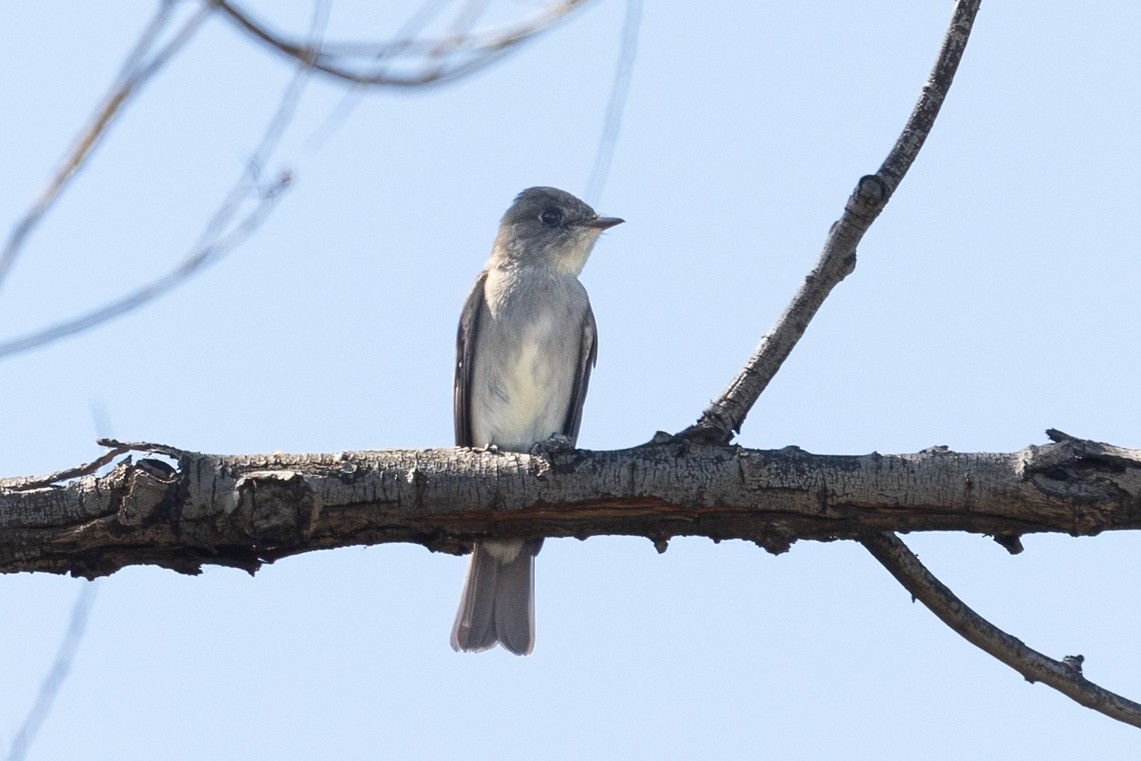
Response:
[[2, 2, 1140, 758]]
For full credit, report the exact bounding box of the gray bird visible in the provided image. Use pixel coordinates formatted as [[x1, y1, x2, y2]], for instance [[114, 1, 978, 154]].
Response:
[[450, 187, 623, 655]]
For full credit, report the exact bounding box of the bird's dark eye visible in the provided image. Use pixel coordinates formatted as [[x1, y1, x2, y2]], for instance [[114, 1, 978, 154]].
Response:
[[539, 208, 563, 227]]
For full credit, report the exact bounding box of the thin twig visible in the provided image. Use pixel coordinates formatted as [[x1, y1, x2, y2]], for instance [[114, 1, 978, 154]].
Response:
[[0, 174, 289, 360], [680, 0, 982, 444], [1, 0, 588, 358], [862, 531, 1141, 729], [0, 3, 210, 298], [96, 437, 189, 459], [212, 0, 589, 87], [4, 581, 99, 761], [305, 0, 455, 149], [435, 0, 492, 57], [585, 0, 642, 205], [0, 3, 328, 361], [0, 446, 129, 491]]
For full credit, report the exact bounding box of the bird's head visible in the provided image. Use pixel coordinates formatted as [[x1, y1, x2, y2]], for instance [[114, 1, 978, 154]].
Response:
[[492, 187, 623, 275]]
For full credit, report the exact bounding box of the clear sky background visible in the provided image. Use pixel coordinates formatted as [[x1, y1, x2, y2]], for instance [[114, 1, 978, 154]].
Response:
[[2, 1, 1140, 758]]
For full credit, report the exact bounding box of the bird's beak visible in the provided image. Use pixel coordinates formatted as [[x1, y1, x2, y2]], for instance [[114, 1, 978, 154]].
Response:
[[586, 216, 624, 230]]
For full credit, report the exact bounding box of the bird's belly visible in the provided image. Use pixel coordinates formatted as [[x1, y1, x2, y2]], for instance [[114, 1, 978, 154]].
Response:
[[471, 336, 573, 451]]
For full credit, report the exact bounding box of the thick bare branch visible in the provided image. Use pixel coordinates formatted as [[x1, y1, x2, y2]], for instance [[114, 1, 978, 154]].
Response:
[[683, 0, 982, 443], [862, 531, 1141, 729], [2, 433, 1138, 578]]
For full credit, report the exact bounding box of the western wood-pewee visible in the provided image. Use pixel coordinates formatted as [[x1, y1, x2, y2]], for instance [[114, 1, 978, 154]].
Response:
[[450, 186, 623, 655]]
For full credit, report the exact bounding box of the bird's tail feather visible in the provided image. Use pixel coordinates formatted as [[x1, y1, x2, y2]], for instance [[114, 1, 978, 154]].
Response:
[[451, 539, 542, 655]]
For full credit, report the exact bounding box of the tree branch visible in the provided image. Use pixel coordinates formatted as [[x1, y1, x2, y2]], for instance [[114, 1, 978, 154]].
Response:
[[1, 1, 594, 361], [857, 427, 1141, 730], [2, 433, 1138, 578], [4, 581, 98, 761], [0, 2, 325, 361], [682, 0, 982, 443], [862, 531, 1141, 729], [0, 445, 128, 492], [585, 0, 642, 205], [212, 0, 590, 87], [0, 3, 210, 298]]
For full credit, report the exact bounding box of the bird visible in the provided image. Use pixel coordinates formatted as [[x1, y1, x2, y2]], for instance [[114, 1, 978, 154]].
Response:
[[450, 186, 623, 655]]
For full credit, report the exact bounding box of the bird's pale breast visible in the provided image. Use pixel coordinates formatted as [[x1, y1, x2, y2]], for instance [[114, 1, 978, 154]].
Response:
[[469, 269, 588, 451]]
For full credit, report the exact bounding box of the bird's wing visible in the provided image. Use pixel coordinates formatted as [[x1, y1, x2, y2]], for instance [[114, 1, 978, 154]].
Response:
[[454, 271, 488, 448], [562, 303, 597, 444]]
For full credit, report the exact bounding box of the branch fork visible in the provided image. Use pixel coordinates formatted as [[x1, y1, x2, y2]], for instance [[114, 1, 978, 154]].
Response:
[[3, 0, 1137, 732]]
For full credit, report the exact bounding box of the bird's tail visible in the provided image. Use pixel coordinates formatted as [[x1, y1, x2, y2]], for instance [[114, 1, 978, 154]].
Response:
[[450, 539, 543, 655]]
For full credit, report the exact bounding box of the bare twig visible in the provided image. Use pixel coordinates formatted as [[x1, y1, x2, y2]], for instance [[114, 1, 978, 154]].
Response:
[[0, 3, 210, 298], [212, 0, 589, 87], [0, 3, 329, 361], [584, 0, 642, 205], [96, 437, 189, 459], [1, 1, 592, 359], [437, 0, 492, 54], [305, 0, 457, 148], [876, 3, 978, 193], [680, 0, 983, 444], [0, 446, 129, 491], [0, 173, 290, 360], [4, 581, 99, 761], [862, 531, 1141, 729]]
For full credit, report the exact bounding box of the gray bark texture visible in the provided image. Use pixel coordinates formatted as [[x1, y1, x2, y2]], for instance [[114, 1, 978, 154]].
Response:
[[2, 431, 1138, 579]]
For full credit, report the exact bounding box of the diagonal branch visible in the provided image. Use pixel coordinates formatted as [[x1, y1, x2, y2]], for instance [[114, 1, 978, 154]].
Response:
[[1, 2, 597, 360], [0, 173, 289, 360], [681, 0, 982, 444], [0, 445, 128, 492], [0, 3, 211, 299], [0, 2, 328, 361], [813, 3, 1141, 729], [861, 531, 1141, 729], [4, 581, 99, 761]]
